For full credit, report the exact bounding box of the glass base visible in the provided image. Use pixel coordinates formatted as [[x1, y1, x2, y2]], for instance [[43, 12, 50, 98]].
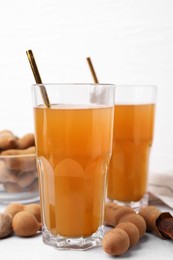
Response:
[[108, 193, 149, 212], [42, 225, 104, 251]]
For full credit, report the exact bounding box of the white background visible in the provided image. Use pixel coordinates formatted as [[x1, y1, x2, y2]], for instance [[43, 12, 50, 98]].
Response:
[[0, 0, 173, 173]]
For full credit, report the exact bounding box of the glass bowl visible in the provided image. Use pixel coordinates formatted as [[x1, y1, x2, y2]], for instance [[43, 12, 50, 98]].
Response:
[[0, 153, 39, 204]]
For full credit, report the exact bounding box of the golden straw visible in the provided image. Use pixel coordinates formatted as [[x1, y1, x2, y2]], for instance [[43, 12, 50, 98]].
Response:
[[86, 57, 99, 84], [26, 49, 51, 108]]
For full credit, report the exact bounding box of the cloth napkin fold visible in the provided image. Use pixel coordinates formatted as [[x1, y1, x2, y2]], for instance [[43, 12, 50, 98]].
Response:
[[148, 171, 173, 209]]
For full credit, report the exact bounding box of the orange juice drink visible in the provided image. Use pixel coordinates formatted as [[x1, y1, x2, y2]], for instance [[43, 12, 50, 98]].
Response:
[[108, 104, 155, 203]]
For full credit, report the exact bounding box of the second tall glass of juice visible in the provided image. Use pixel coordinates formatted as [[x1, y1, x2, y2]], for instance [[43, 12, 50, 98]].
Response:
[[32, 83, 115, 250], [107, 85, 157, 210]]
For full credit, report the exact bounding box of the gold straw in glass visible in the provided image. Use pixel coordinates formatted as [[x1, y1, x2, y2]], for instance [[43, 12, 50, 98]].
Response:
[[86, 57, 99, 84], [26, 49, 51, 108]]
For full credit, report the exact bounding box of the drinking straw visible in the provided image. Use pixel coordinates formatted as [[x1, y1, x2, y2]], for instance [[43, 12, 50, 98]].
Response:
[[86, 57, 99, 84], [26, 49, 51, 108]]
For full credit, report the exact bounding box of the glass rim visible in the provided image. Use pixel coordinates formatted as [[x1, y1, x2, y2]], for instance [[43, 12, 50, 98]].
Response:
[[31, 83, 115, 87], [115, 84, 157, 89]]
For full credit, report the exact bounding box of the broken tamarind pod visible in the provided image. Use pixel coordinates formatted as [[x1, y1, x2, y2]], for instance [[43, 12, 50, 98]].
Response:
[[0, 130, 18, 151], [16, 133, 35, 149], [139, 206, 173, 239], [105, 202, 146, 237], [157, 218, 173, 239]]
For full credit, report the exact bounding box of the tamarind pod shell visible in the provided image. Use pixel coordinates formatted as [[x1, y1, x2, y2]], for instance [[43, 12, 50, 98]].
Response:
[[16, 134, 35, 149], [102, 228, 130, 256], [105, 202, 135, 226], [157, 216, 173, 239], [139, 206, 172, 238]]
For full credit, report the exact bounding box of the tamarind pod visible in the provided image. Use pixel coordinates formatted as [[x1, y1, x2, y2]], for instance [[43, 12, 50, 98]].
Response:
[[16, 134, 35, 149], [104, 202, 135, 226], [12, 211, 41, 237], [0, 147, 36, 172], [16, 171, 38, 188], [0, 160, 18, 183], [1, 146, 36, 156], [27, 178, 38, 192], [3, 177, 38, 193], [119, 212, 146, 238], [0, 130, 13, 135], [2, 155, 36, 172], [116, 222, 140, 247], [102, 228, 130, 256], [3, 182, 24, 193], [24, 204, 41, 222], [0, 213, 13, 238], [139, 206, 172, 238], [4, 203, 24, 217], [0, 130, 18, 150]]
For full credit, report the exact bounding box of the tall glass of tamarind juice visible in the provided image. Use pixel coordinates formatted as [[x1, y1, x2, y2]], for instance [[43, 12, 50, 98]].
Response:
[[32, 83, 115, 250], [107, 85, 157, 211]]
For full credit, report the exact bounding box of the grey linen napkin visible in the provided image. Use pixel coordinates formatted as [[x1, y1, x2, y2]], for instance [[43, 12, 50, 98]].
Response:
[[148, 171, 173, 209]]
